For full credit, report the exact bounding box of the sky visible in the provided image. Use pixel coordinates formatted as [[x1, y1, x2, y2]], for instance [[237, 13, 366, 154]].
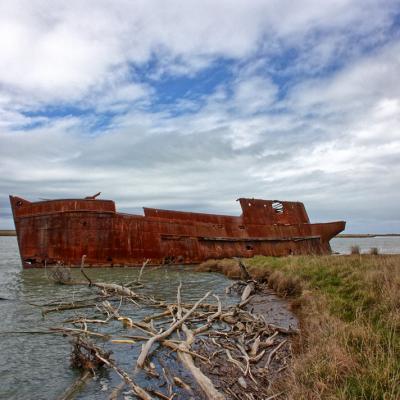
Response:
[[1, 0, 400, 233]]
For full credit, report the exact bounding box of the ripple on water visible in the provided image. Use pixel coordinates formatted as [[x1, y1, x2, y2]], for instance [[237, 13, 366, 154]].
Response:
[[0, 237, 237, 400]]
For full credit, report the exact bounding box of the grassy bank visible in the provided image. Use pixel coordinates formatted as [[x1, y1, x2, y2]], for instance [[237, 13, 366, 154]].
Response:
[[197, 255, 400, 399]]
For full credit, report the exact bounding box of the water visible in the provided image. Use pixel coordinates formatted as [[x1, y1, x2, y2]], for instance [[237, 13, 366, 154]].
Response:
[[331, 236, 400, 254], [0, 237, 236, 400], [1, 235, 400, 400]]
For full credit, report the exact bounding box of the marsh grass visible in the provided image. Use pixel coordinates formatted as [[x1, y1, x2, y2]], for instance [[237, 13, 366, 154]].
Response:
[[198, 255, 400, 399], [370, 247, 379, 255], [350, 245, 361, 255]]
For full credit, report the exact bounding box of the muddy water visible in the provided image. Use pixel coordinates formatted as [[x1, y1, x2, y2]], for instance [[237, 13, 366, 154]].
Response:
[[0, 236, 298, 399], [245, 291, 298, 331]]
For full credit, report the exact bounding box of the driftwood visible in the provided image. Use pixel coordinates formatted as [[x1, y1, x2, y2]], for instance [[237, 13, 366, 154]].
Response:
[[239, 282, 255, 308], [136, 291, 211, 368], [193, 294, 222, 335], [78, 256, 140, 298], [235, 258, 251, 280], [68, 335, 153, 400], [174, 284, 225, 400], [173, 376, 192, 394], [92, 344, 153, 400], [43, 256, 295, 400], [137, 259, 150, 283], [265, 339, 288, 369], [109, 381, 126, 400], [92, 282, 139, 298], [267, 323, 300, 335], [57, 370, 92, 400], [178, 324, 225, 400], [241, 282, 255, 302], [47, 255, 144, 299]]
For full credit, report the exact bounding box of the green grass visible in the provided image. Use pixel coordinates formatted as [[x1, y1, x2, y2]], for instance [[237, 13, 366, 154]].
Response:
[[249, 255, 400, 399], [200, 255, 400, 399]]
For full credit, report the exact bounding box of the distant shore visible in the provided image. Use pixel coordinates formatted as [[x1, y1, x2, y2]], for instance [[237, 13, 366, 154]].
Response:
[[0, 230, 16, 236], [1, 230, 400, 238], [337, 233, 400, 238]]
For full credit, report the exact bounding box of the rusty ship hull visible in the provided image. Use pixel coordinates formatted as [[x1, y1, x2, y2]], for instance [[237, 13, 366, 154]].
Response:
[[9, 195, 345, 268]]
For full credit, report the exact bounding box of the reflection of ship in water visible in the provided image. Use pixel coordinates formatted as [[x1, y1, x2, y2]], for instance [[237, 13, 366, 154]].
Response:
[[10, 194, 345, 268]]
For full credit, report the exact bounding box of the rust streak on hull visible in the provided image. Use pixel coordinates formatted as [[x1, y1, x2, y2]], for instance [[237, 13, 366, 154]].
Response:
[[9, 195, 345, 268]]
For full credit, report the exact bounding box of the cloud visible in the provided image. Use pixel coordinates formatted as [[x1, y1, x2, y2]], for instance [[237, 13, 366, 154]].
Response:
[[0, 1, 399, 232], [0, 0, 396, 100]]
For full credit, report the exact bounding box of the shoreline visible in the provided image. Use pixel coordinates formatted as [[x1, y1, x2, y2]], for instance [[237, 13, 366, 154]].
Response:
[[194, 283, 298, 399], [196, 255, 400, 399], [0, 230, 16, 236], [337, 233, 400, 238]]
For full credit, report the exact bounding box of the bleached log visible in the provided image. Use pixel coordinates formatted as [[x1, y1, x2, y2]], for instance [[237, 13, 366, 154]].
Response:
[[265, 340, 287, 369], [92, 282, 139, 298], [250, 336, 260, 357], [178, 323, 225, 400], [94, 351, 153, 400], [193, 294, 222, 335], [79, 255, 139, 298], [240, 282, 255, 303], [173, 284, 225, 399], [136, 291, 210, 368], [137, 259, 150, 283], [58, 370, 92, 400], [109, 382, 125, 400]]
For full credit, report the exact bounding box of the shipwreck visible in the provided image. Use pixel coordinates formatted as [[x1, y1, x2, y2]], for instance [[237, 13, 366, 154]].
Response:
[[9, 194, 345, 268]]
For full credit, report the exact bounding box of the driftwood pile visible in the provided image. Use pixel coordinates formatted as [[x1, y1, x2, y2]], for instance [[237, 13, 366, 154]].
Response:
[[41, 257, 296, 400]]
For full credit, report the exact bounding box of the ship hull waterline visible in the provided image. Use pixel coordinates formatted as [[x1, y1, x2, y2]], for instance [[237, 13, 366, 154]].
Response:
[[9, 195, 346, 269]]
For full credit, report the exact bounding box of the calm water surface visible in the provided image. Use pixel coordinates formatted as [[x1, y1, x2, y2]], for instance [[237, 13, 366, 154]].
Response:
[[1, 236, 399, 399], [331, 236, 400, 254], [0, 237, 236, 400]]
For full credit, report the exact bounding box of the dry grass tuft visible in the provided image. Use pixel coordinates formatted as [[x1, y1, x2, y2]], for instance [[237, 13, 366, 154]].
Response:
[[370, 247, 379, 255], [196, 258, 243, 279], [274, 255, 400, 399], [246, 265, 269, 281], [220, 262, 242, 279], [195, 259, 221, 272], [268, 270, 302, 297], [203, 254, 400, 399], [350, 245, 360, 255]]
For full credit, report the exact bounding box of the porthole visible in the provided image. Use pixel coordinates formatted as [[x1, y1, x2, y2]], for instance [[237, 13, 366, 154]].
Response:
[[272, 201, 284, 214]]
